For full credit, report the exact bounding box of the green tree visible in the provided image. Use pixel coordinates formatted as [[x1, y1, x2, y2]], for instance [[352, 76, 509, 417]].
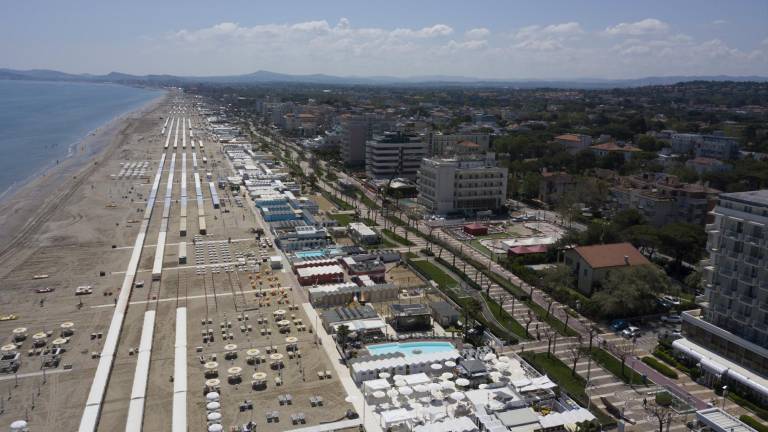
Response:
[[584, 266, 670, 318], [657, 223, 706, 267], [336, 324, 351, 347]]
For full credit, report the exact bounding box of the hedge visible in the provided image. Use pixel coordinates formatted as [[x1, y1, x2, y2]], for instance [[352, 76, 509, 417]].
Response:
[[642, 357, 679, 379], [740, 415, 768, 432]]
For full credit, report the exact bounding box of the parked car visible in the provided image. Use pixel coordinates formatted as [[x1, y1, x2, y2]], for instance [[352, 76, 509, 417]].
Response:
[[610, 319, 629, 332], [661, 314, 682, 324], [621, 326, 642, 339]]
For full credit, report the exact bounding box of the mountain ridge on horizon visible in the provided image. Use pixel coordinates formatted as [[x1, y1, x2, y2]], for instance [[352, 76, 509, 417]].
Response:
[[1, 67, 766, 89]]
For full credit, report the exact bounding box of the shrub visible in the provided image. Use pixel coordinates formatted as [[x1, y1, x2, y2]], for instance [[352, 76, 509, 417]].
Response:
[[642, 357, 678, 379], [740, 415, 768, 432]]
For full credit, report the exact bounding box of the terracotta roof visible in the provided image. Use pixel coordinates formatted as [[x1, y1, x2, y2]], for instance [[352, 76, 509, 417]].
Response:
[[457, 140, 481, 148], [555, 134, 581, 142], [590, 142, 641, 152], [572, 242, 650, 269], [508, 245, 548, 255]]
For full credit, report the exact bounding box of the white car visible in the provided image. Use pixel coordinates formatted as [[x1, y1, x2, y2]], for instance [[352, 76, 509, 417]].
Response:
[[621, 326, 642, 339], [661, 315, 682, 324]]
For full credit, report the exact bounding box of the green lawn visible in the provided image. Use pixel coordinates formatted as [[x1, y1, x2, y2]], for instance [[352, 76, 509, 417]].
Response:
[[409, 259, 457, 288], [329, 213, 354, 226], [470, 239, 498, 257], [521, 352, 616, 428], [482, 294, 529, 339], [381, 228, 415, 246], [587, 348, 649, 385]]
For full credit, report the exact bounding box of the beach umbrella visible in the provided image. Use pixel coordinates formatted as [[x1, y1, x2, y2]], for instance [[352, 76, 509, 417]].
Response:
[[449, 391, 466, 401], [478, 383, 489, 389], [52, 338, 67, 346], [428, 382, 442, 392], [441, 381, 455, 391], [246, 348, 260, 356], [204, 361, 219, 370], [270, 353, 284, 361], [252, 372, 267, 381], [444, 361, 456, 368], [372, 390, 386, 399], [497, 355, 511, 363], [386, 389, 399, 399], [413, 384, 428, 393], [227, 366, 242, 375], [207, 412, 222, 422], [430, 363, 442, 371], [399, 387, 413, 396], [205, 392, 220, 402], [455, 378, 470, 387], [208, 425, 223, 432], [1, 344, 16, 352], [224, 344, 238, 351], [392, 374, 405, 381], [285, 336, 298, 344], [440, 372, 454, 381], [430, 389, 443, 399], [484, 353, 497, 362], [395, 380, 407, 387], [378, 372, 391, 379], [206, 401, 220, 411], [32, 332, 47, 340], [205, 378, 221, 388]]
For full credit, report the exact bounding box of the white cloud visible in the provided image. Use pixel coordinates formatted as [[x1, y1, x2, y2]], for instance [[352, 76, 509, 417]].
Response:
[[604, 18, 669, 36], [465, 27, 491, 39], [711, 19, 728, 25], [149, 18, 766, 78]]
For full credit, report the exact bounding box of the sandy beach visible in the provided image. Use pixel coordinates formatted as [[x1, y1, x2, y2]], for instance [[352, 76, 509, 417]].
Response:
[[0, 92, 167, 278]]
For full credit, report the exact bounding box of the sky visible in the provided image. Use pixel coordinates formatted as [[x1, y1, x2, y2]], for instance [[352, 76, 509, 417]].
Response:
[[1, 0, 767, 79]]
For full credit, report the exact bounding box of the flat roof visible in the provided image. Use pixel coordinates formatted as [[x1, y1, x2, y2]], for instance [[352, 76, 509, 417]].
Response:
[[720, 189, 768, 207], [696, 408, 757, 432]]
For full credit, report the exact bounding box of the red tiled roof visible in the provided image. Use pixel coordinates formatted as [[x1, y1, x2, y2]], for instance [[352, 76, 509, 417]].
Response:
[[573, 242, 650, 268], [590, 142, 641, 152], [508, 245, 548, 255]]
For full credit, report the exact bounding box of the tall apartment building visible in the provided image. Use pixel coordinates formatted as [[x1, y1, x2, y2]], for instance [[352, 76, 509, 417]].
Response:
[[677, 190, 768, 400], [425, 132, 490, 156], [365, 132, 427, 180], [417, 155, 508, 215], [609, 173, 719, 226], [340, 114, 370, 166], [670, 133, 740, 160]]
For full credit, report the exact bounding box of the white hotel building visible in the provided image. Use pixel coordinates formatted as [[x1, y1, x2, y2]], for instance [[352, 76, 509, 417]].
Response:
[[417, 155, 508, 215]]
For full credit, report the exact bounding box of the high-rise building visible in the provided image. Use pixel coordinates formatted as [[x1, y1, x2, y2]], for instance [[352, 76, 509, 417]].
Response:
[[365, 132, 427, 180], [676, 190, 768, 401], [425, 132, 490, 156], [339, 114, 370, 166], [417, 155, 508, 215]]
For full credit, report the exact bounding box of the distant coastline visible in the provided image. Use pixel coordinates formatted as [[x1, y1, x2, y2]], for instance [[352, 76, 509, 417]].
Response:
[[0, 80, 166, 203]]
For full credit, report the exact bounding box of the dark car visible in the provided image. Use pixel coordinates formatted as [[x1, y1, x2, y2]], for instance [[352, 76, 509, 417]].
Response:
[[610, 319, 629, 332]]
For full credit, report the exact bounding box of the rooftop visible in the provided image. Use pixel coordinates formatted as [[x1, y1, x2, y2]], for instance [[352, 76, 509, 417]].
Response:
[[389, 303, 430, 316], [720, 189, 768, 208], [572, 242, 650, 269], [590, 142, 641, 152]]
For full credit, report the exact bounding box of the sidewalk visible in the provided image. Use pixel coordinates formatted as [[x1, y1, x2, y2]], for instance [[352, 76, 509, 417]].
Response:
[[302, 303, 382, 432]]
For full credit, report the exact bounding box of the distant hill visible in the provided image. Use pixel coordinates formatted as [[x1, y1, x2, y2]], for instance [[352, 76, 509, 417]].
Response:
[[0, 68, 766, 89]]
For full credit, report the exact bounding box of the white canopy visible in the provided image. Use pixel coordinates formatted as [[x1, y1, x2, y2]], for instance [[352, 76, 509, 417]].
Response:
[[364, 378, 392, 392]]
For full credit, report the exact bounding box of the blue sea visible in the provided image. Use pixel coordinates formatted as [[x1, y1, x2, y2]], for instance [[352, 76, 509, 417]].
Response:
[[0, 80, 164, 199]]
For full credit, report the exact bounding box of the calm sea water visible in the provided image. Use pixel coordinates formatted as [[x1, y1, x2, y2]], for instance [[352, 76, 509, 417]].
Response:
[[0, 80, 163, 198]]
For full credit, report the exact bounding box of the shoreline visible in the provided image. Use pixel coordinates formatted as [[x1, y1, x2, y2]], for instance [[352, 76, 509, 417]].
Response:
[[0, 88, 167, 203], [0, 91, 169, 266]]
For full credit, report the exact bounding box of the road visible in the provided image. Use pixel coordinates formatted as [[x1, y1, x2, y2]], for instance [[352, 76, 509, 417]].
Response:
[[252, 125, 713, 413]]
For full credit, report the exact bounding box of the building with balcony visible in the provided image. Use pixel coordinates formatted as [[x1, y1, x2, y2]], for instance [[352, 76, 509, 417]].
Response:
[[339, 114, 370, 166], [671, 133, 740, 160], [417, 155, 508, 215], [609, 173, 720, 226], [676, 190, 768, 403], [365, 132, 427, 180], [425, 132, 490, 156]]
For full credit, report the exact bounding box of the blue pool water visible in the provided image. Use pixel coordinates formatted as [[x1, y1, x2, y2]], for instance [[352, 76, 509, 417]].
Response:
[[366, 342, 456, 357], [295, 250, 325, 259]]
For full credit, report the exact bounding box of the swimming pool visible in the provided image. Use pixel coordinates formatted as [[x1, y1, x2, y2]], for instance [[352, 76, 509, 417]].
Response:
[[366, 341, 456, 357], [295, 250, 325, 259]]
